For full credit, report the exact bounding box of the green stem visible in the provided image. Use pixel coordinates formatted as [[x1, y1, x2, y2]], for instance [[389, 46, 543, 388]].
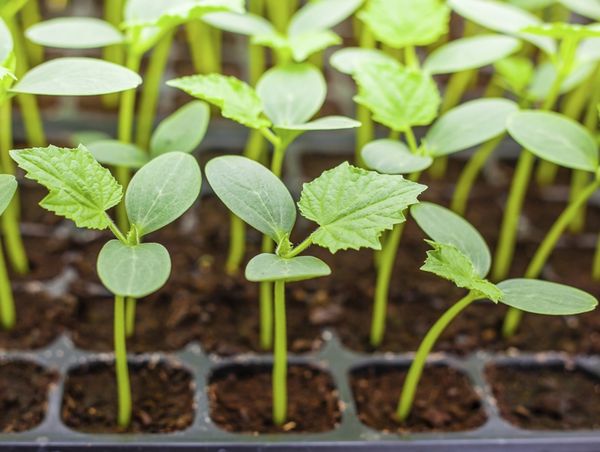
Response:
[[284, 236, 313, 258], [225, 214, 246, 274], [267, 0, 290, 32], [20, 0, 44, 66], [125, 297, 136, 338], [272, 279, 287, 426], [503, 179, 600, 336], [186, 20, 221, 75], [593, 232, 600, 281], [0, 239, 15, 330], [451, 135, 504, 215], [102, 0, 124, 108], [114, 294, 132, 428], [135, 29, 174, 151], [260, 235, 274, 350], [355, 26, 376, 167], [404, 46, 418, 70], [397, 292, 479, 421]]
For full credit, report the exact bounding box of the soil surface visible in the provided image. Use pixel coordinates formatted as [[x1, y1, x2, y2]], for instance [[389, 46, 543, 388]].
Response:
[[488, 364, 600, 430], [208, 365, 341, 433], [61, 361, 194, 433], [351, 365, 486, 433], [0, 361, 57, 433]]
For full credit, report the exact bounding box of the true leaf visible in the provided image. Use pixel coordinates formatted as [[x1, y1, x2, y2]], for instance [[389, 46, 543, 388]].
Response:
[[0, 174, 17, 216], [424, 35, 521, 75], [498, 279, 598, 315], [245, 253, 331, 282], [288, 0, 364, 36], [25, 17, 124, 49], [150, 100, 209, 157], [362, 139, 433, 174], [421, 241, 503, 301], [87, 140, 149, 169], [202, 11, 275, 35], [411, 202, 491, 278], [298, 162, 426, 253], [167, 74, 270, 129], [424, 98, 518, 157], [507, 110, 598, 172], [353, 61, 441, 132], [358, 0, 450, 49], [277, 116, 361, 131], [125, 152, 202, 236], [10, 145, 122, 230], [97, 240, 171, 298], [330, 47, 398, 75], [205, 156, 296, 243], [11, 58, 142, 96]]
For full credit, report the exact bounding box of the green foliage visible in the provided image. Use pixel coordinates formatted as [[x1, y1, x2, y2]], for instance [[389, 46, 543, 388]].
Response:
[[0, 174, 17, 216], [253, 29, 341, 62], [25, 17, 124, 49], [202, 11, 274, 35], [523, 22, 600, 39], [558, 0, 600, 20], [362, 139, 433, 174], [87, 141, 149, 169], [494, 56, 534, 96], [330, 47, 397, 75], [245, 253, 331, 282]]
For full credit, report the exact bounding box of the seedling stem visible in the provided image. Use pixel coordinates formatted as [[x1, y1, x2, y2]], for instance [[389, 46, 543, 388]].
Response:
[[114, 294, 132, 428], [273, 279, 287, 425]]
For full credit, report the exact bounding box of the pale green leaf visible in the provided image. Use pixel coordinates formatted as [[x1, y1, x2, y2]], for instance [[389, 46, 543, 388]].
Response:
[[353, 61, 441, 132], [424, 35, 521, 74], [411, 202, 491, 278], [299, 162, 426, 253], [508, 0, 556, 10], [421, 241, 503, 301], [288, 30, 341, 61], [330, 47, 398, 75], [257, 63, 325, 127], [150, 101, 209, 157], [202, 11, 275, 35], [362, 139, 433, 174], [25, 17, 124, 49], [87, 140, 149, 169], [507, 110, 599, 172], [97, 240, 171, 298], [527, 61, 596, 101], [245, 253, 331, 282], [494, 56, 534, 95], [10, 145, 122, 230], [359, 0, 450, 48], [277, 116, 361, 131], [498, 279, 598, 315], [289, 0, 364, 35], [0, 174, 17, 216], [424, 98, 518, 157], [577, 37, 600, 64], [11, 58, 142, 96], [0, 17, 13, 64], [205, 156, 296, 243], [167, 74, 270, 129], [126, 152, 202, 236], [558, 0, 600, 20]]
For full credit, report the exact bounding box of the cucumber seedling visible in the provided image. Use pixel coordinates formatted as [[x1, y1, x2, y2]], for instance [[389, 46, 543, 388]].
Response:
[[10, 145, 201, 428], [206, 155, 426, 426], [0, 174, 18, 329], [396, 202, 598, 422]]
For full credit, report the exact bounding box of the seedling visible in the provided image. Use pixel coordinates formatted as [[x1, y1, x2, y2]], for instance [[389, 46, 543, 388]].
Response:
[[10, 145, 201, 427], [0, 174, 17, 329], [205, 155, 426, 425], [169, 63, 359, 349], [396, 202, 598, 422]]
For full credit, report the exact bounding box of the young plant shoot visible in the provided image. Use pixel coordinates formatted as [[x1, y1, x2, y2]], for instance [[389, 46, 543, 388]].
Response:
[[168, 63, 359, 349], [206, 155, 426, 425], [10, 145, 202, 428], [396, 202, 598, 422], [0, 174, 18, 329]]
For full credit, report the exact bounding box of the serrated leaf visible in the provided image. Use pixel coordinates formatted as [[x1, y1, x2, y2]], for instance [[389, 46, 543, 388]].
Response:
[[498, 279, 598, 315], [11, 58, 142, 96], [87, 140, 149, 169], [277, 116, 361, 131], [330, 47, 398, 75], [202, 11, 275, 35], [494, 56, 534, 95], [558, 0, 600, 20], [0, 174, 17, 216], [167, 74, 270, 129], [150, 101, 209, 157], [298, 162, 426, 253], [205, 156, 296, 243], [353, 61, 441, 132], [126, 152, 202, 236], [359, 0, 450, 49], [362, 139, 433, 174], [97, 240, 171, 298], [424, 35, 521, 75], [245, 253, 331, 282], [507, 110, 599, 172], [10, 145, 123, 230], [288, 0, 364, 36], [411, 202, 491, 278], [424, 98, 518, 157], [421, 241, 503, 301], [25, 17, 124, 49]]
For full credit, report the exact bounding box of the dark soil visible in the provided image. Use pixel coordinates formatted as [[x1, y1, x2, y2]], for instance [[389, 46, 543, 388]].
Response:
[[208, 364, 341, 433], [61, 361, 194, 433], [488, 364, 600, 430], [350, 365, 486, 433], [0, 290, 74, 350], [10, 235, 70, 282], [0, 361, 57, 433]]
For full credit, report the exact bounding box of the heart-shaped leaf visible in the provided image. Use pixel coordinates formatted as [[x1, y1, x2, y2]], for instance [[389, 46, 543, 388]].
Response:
[[245, 253, 331, 282], [25, 17, 124, 49], [498, 279, 598, 315], [330, 47, 398, 75], [507, 110, 599, 172], [126, 152, 202, 236], [362, 139, 433, 174], [288, 0, 363, 36], [205, 156, 297, 243], [424, 98, 518, 157], [11, 58, 142, 96], [97, 240, 171, 298], [0, 174, 17, 216], [87, 140, 149, 169]]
